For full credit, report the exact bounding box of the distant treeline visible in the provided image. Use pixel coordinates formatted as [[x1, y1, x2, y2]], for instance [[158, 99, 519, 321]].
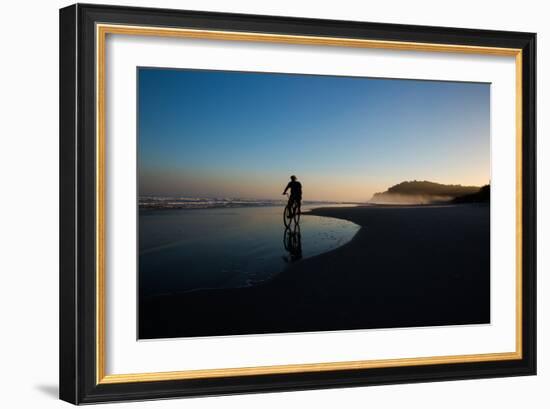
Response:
[[452, 184, 490, 203], [370, 180, 489, 205]]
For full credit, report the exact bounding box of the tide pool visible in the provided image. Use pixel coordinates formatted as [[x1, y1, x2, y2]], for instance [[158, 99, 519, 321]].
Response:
[[139, 205, 359, 296]]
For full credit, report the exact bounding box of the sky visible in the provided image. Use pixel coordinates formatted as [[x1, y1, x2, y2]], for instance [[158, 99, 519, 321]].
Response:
[[138, 67, 490, 202]]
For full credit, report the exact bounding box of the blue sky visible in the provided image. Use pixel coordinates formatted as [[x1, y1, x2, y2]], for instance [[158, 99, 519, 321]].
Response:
[[138, 68, 490, 202]]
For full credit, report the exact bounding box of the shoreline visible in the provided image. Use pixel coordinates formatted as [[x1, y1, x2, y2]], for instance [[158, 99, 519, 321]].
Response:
[[139, 201, 362, 211], [139, 203, 490, 339]]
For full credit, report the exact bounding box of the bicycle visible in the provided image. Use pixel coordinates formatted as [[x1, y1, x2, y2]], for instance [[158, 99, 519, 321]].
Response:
[[283, 193, 301, 228]]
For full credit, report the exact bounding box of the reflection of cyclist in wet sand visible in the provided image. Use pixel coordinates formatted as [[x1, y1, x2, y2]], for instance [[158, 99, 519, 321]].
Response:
[[282, 175, 302, 219], [283, 224, 302, 262]]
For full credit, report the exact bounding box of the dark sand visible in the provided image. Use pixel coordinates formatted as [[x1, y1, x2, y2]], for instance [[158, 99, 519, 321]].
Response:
[[139, 204, 490, 339]]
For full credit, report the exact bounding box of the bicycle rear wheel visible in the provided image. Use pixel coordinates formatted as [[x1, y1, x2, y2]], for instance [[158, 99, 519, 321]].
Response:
[[293, 203, 301, 225]]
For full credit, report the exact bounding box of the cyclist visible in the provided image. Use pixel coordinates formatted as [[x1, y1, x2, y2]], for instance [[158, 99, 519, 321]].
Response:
[[282, 175, 302, 218]]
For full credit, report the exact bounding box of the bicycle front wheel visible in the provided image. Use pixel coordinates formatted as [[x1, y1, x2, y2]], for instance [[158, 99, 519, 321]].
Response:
[[283, 205, 292, 228]]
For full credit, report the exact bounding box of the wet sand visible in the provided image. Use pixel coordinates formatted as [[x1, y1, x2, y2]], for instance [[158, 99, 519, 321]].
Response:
[[139, 204, 490, 339]]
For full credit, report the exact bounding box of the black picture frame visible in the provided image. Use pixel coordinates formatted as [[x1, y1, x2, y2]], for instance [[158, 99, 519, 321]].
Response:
[[60, 3, 536, 404]]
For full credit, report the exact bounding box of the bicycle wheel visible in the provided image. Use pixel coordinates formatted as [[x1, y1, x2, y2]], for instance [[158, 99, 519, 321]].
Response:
[[283, 205, 292, 228], [293, 203, 301, 225]]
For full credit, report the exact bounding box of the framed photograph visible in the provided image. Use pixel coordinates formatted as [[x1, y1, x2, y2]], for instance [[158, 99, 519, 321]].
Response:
[[59, 3, 536, 404]]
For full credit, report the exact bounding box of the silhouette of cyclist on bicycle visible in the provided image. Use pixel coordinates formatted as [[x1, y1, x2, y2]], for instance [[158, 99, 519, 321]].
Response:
[[282, 175, 302, 218]]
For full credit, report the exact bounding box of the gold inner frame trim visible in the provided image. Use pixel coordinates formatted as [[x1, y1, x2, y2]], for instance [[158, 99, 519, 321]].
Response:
[[95, 23, 523, 385]]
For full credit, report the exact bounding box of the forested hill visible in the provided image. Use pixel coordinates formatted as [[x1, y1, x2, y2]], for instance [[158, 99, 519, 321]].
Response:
[[370, 181, 483, 204]]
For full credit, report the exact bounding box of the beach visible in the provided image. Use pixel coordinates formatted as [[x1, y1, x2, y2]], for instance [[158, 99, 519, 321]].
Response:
[[139, 203, 490, 339]]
